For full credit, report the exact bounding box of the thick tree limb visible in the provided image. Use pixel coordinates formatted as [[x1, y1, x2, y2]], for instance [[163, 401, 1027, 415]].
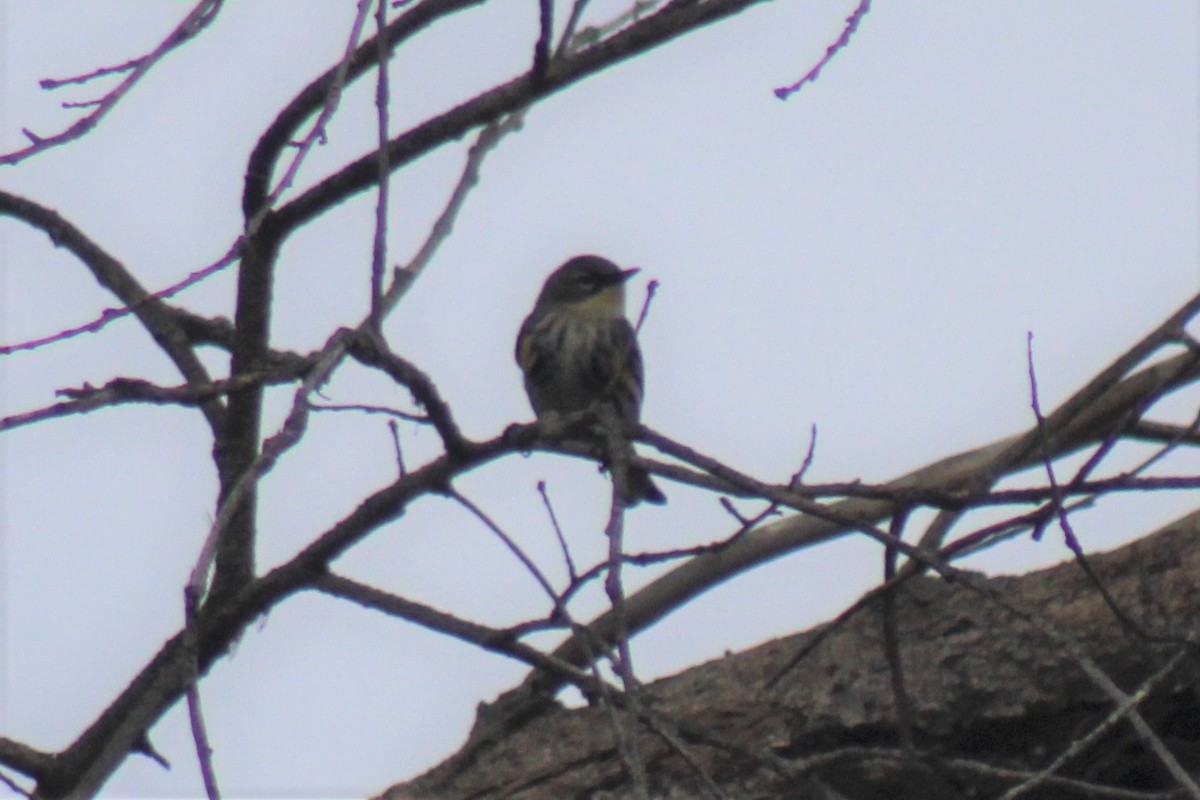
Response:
[[530, 342, 1200, 693], [384, 510, 1200, 799]]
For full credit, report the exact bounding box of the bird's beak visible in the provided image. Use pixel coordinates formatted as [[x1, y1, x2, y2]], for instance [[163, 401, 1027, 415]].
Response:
[[619, 267, 640, 282]]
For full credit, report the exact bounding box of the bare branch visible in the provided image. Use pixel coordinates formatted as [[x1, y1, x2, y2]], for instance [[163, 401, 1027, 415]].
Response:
[[1130, 418, 1200, 447], [0, 737, 52, 787], [46, 422, 537, 796], [384, 113, 525, 306], [633, 278, 658, 336], [599, 413, 650, 798], [347, 333, 466, 453], [1, 0, 224, 165], [999, 646, 1193, 799], [774, 0, 871, 100], [269, 0, 781, 237], [38, 57, 144, 90], [241, 0, 490, 219], [0, 191, 235, 432], [1, 368, 306, 433], [447, 488, 563, 606], [314, 572, 593, 684], [0, 193, 242, 365], [538, 481, 579, 582], [388, 419, 408, 477], [307, 401, 427, 423], [533, 0, 554, 77], [0, 769, 31, 798], [370, 0, 392, 331], [192, 328, 358, 603], [569, 0, 660, 52], [556, 0, 593, 57], [246, 0, 375, 230], [526, 334, 1200, 695], [183, 613, 221, 800]]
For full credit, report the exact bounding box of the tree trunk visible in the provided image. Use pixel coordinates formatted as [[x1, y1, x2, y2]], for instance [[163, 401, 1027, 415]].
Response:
[[381, 509, 1200, 799]]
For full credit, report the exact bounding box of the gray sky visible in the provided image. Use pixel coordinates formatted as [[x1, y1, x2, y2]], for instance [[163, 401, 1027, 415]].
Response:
[[2, 1, 1198, 797]]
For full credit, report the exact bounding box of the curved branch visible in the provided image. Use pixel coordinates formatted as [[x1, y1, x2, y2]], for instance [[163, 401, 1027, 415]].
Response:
[[40, 424, 537, 798], [267, 0, 776, 237], [241, 0, 491, 219], [314, 573, 588, 685], [214, 0, 774, 604], [0, 368, 309, 433], [527, 332, 1200, 694], [395, 512, 1200, 800], [0, 190, 224, 433], [0, 0, 224, 166], [347, 333, 466, 453]]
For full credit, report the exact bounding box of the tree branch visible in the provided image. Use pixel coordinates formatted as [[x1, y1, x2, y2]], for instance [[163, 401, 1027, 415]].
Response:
[[241, 0, 490, 219], [527, 339, 1200, 694], [0, 0, 225, 165], [268, 0, 777, 237], [0, 190, 225, 433]]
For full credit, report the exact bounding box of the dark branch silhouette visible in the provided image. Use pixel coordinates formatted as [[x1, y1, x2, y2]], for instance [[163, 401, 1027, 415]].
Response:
[[2, 3, 1197, 798]]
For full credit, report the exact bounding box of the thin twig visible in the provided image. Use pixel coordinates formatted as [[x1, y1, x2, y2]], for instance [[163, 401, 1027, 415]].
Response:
[[183, 591, 221, 799], [1, 369, 304, 432], [568, 0, 660, 51], [370, 0, 392, 331], [387, 419, 407, 477], [538, 481, 578, 582], [307, 401, 427, 423], [599, 410, 649, 799], [1112, 410, 1200, 481], [774, 0, 870, 100], [554, 336, 1200, 689], [1027, 334, 1178, 645], [2, 0, 225, 165], [999, 646, 1193, 799], [633, 279, 658, 335], [384, 114, 525, 306], [555, 0, 592, 57], [314, 573, 593, 685], [1026, 332, 1066, 543], [185, 684, 220, 800], [0, 228, 243, 358], [347, 333, 465, 452], [188, 329, 358, 602], [793, 423, 818, 485], [38, 57, 144, 89], [549, 412, 656, 793], [447, 488, 563, 606], [248, 0, 374, 229]]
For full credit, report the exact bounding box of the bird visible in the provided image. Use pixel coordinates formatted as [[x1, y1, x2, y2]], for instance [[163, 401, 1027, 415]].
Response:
[[515, 255, 666, 506]]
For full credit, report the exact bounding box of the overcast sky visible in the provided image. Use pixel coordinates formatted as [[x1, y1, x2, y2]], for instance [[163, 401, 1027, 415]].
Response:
[[2, 2, 1198, 797]]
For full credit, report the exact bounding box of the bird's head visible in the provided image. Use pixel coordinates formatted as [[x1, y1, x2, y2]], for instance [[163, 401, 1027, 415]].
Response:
[[536, 255, 639, 317]]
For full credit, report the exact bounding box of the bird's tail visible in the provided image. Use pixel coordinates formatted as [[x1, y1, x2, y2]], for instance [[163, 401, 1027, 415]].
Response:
[[622, 463, 666, 507], [590, 406, 666, 507]]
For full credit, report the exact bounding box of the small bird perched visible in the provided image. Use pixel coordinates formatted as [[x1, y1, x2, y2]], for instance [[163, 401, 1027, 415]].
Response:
[[515, 255, 666, 506]]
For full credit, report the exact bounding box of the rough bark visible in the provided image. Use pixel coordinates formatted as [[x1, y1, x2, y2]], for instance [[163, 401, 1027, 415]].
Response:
[[380, 509, 1200, 799]]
